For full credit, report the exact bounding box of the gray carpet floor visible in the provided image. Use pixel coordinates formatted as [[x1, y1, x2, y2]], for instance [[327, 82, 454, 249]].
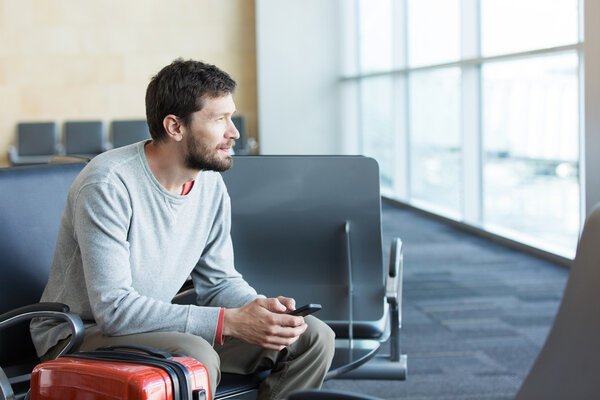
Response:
[[322, 201, 570, 399]]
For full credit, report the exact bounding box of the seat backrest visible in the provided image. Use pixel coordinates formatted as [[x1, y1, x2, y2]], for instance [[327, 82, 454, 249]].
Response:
[[16, 122, 58, 156], [64, 121, 105, 155], [110, 120, 151, 148], [221, 156, 385, 338], [0, 163, 85, 366], [515, 203, 600, 399]]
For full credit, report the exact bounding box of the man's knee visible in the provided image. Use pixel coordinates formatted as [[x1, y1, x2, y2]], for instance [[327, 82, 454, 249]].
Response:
[[174, 333, 220, 364], [302, 316, 336, 360], [155, 332, 222, 389]]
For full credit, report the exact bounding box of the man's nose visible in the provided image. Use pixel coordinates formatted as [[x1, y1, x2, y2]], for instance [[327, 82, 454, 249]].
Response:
[[227, 118, 240, 140]]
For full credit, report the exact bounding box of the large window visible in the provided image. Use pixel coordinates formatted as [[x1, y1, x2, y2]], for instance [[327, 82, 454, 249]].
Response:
[[344, 0, 582, 258], [409, 68, 462, 215]]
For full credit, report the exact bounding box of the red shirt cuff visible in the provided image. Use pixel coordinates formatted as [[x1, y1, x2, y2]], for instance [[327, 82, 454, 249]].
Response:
[[215, 308, 225, 345]]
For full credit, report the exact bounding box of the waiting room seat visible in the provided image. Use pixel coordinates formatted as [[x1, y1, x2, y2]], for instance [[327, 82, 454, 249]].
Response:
[[64, 121, 108, 159], [8, 122, 60, 166], [515, 203, 600, 399], [110, 119, 151, 148], [219, 156, 406, 380], [0, 163, 86, 398]]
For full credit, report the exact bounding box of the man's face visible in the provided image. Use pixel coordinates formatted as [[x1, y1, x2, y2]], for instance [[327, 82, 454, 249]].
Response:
[[182, 94, 239, 172]]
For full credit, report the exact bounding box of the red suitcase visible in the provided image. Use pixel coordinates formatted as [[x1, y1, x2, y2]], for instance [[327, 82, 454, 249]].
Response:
[[30, 345, 210, 400]]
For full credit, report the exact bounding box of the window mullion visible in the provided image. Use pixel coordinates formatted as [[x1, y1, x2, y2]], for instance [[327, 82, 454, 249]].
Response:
[[339, 0, 360, 155], [460, 0, 482, 224], [392, 0, 409, 200]]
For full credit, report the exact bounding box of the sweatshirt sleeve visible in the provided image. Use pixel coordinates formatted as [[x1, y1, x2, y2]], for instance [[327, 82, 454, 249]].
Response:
[[73, 181, 221, 343], [190, 183, 261, 308]]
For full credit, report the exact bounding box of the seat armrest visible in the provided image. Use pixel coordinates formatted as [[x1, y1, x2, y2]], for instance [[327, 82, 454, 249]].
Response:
[[7, 145, 18, 164], [0, 302, 85, 358], [386, 238, 404, 364], [0, 303, 70, 323], [386, 238, 403, 310], [55, 143, 65, 156]]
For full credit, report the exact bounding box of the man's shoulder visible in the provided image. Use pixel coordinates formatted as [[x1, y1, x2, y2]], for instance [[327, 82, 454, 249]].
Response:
[[73, 143, 145, 190], [85, 143, 143, 178]]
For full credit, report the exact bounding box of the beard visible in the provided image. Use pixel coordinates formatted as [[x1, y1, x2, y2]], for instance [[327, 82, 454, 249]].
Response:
[[183, 133, 234, 172]]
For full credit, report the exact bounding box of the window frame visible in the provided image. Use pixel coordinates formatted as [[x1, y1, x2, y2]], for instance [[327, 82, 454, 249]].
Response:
[[341, 0, 588, 260]]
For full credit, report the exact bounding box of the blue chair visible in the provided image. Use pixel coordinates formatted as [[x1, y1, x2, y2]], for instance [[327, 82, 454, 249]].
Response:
[[110, 120, 151, 148], [64, 121, 109, 159], [8, 122, 60, 166]]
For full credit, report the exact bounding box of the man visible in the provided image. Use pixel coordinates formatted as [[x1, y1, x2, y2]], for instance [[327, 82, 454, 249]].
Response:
[[31, 59, 335, 399]]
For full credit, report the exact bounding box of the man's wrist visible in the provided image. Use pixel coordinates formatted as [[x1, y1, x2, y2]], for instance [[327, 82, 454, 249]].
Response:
[[214, 308, 225, 345], [222, 307, 237, 338]]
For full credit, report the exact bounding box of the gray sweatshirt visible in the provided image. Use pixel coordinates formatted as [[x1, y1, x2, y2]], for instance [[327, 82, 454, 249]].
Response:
[[31, 142, 259, 357]]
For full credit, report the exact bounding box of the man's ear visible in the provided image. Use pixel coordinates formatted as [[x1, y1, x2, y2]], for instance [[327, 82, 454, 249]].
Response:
[[163, 115, 184, 142]]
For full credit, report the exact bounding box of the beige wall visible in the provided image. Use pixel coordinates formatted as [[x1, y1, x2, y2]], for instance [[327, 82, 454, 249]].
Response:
[[0, 0, 257, 166]]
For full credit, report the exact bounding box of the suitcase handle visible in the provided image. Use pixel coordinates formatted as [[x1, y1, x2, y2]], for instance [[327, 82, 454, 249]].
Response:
[[71, 347, 194, 400], [97, 344, 183, 360]]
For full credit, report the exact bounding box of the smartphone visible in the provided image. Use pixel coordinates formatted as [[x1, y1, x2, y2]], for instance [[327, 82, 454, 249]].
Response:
[[288, 303, 322, 317]]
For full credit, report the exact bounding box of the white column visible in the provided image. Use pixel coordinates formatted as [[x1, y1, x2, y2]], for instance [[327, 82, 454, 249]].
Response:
[[256, 0, 342, 155]]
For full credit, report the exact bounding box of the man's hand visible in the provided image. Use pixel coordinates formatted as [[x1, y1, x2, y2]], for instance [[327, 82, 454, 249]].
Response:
[[223, 296, 307, 350]]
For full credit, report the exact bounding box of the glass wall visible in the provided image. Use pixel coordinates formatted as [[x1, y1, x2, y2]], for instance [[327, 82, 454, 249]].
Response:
[[360, 76, 395, 188], [481, 53, 580, 251], [347, 0, 582, 258], [408, 68, 462, 214]]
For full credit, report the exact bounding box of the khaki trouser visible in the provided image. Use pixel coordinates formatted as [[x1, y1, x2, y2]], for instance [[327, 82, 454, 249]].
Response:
[[43, 315, 335, 400]]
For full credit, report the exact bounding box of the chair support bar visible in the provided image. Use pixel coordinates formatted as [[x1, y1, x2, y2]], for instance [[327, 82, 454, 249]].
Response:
[[0, 366, 15, 400], [0, 304, 85, 358], [387, 238, 403, 362], [338, 238, 408, 380], [335, 354, 408, 380], [344, 221, 354, 349]]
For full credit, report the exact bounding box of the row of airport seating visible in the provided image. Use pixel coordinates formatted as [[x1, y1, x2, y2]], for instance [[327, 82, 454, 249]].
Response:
[[8, 120, 150, 166], [8, 116, 251, 166]]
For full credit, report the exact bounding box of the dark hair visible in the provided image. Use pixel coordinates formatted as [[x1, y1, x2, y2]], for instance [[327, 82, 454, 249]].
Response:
[[145, 59, 237, 142]]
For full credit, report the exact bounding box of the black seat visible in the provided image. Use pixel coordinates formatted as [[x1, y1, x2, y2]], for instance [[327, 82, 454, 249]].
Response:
[[221, 156, 406, 380], [176, 156, 407, 384]]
